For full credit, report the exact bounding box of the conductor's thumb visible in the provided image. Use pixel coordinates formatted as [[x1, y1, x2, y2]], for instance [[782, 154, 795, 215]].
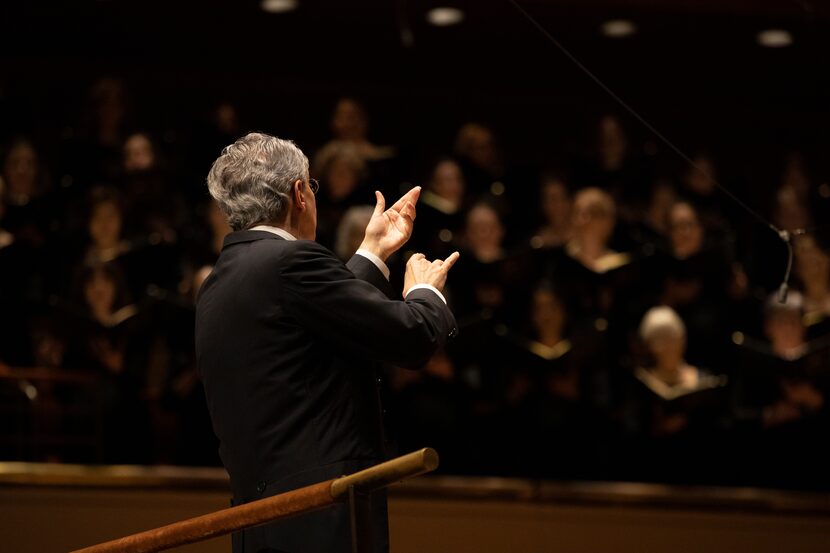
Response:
[[373, 191, 386, 216]]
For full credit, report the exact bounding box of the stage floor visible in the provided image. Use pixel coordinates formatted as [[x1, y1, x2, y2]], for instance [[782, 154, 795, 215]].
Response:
[[2, 463, 829, 553]]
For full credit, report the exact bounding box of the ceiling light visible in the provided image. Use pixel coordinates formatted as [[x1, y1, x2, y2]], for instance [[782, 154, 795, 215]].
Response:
[[426, 7, 464, 27], [261, 0, 298, 14], [600, 19, 637, 38], [757, 29, 793, 48]]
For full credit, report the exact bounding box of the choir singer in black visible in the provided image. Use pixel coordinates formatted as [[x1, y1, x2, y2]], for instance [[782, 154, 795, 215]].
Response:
[[195, 132, 459, 553]]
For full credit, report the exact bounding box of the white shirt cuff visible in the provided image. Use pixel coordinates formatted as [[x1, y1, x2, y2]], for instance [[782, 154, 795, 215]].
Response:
[[405, 284, 447, 305], [355, 249, 390, 281]]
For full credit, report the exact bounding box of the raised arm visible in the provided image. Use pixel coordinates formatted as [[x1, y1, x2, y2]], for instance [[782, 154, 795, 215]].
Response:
[[279, 241, 457, 369]]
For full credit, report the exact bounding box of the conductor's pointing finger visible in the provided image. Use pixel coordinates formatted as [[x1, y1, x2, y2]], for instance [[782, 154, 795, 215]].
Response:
[[442, 251, 461, 271]]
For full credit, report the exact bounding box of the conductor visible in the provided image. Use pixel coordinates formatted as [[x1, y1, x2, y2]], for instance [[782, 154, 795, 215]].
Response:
[[195, 132, 459, 553]]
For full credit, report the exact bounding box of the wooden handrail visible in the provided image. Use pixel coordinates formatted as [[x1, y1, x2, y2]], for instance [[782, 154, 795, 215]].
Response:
[[331, 446, 439, 499], [69, 448, 439, 553]]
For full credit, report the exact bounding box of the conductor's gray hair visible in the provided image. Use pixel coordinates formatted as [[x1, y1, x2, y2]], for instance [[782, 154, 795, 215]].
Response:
[[207, 132, 309, 231]]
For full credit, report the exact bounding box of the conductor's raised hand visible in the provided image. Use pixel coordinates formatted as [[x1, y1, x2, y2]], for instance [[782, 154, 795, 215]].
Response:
[[358, 186, 421, 261], [404, 251, 461, 297]]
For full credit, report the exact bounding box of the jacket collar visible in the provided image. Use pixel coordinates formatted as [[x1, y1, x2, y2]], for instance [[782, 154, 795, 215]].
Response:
[[222, 229, 286, 248]]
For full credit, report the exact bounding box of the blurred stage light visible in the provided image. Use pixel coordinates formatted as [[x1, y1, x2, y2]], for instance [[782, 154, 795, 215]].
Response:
[[757, 29, 793, 48], [600, 19, 637, 38], [261, 0, 298, 14], [426, 7, 465, 27]]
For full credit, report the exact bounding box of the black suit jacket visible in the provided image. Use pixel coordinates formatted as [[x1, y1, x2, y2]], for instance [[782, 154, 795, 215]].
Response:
[[195, 230, 457, 553]]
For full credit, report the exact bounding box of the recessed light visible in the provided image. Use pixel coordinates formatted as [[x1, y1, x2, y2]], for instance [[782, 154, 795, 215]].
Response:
[[261, 0, 298, 14], [757, 29, 793, 48], [426, 7, 464, 27], [600, 19, 637, 38]]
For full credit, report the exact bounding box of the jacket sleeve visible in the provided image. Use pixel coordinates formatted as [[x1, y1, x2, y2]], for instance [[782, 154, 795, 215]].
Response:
[[346, 253, 396, 300], [278, 241, 456, 369]]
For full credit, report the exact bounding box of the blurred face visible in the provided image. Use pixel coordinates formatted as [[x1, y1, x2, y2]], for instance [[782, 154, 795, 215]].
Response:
[[331, 99, 367, 141], [599, 116, 624, 143], [346, 212, 372, 259], [431, 160, 465, 205], [326, 158, 360, 201], [765, 311, 806, 353], [4, 142, 38, 196], [685, 155, 716, 195], [782, 154, 809, 197], [669, 203, 703, 259], [775, 186, 810, 232], [649, 184, 676, 225], [93, 79, 126, 126], [647, 330, 685, 367], [466, 204, 504, 252], [461, 126, 497, 171], [84, 270, 116, 313], [89, 200, 122, 247], [123, 134, 156, 172], [598, 116, 627, 166], [795, 238, 830, 289], [541, 179, 570, 226], [572, 190, 615, 245], [532, 290, 566, 335]]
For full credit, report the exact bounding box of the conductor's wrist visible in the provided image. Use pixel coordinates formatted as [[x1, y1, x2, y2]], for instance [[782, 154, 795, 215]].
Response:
[[358, 239, 394, 262]]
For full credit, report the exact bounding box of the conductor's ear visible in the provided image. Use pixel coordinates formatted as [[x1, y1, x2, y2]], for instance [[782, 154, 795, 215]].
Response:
[[292, 179, 305, 209]]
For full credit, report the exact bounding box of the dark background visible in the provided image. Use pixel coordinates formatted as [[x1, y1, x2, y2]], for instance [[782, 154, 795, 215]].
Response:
[[3, 0, 830, 488], [3, 0, 829, 192]]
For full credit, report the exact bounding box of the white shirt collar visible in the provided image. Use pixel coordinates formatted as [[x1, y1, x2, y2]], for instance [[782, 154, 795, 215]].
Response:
[[249, 225, 297, 241]]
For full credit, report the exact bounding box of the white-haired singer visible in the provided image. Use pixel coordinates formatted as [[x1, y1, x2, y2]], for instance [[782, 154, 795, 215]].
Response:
[[195, 132, 459, 553]]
